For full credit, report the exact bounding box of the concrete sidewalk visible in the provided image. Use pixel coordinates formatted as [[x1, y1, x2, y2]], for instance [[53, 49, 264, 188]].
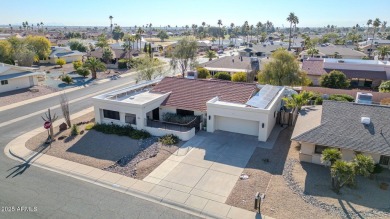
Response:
[[4, 108, 272, 219]]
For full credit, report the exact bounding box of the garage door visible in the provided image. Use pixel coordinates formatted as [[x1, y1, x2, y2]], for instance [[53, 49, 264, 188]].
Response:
[[215, 116, 259, 136]]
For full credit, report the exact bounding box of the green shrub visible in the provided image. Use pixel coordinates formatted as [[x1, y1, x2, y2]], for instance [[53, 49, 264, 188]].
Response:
[[76, 67, 91, 78], [118, 59, 128, 69], [56, 58, 66, 67], [92, 123, 150, 139], [71, 124, 79, 136], [85, 123, 95, 130], [73, 60, 83, 70], [61, 75, 73, 84], [162, 113, 196, 124], [127, 58, 143, 69], [231, 72, 247, 82], [214, 72, 231, 81], [197, 67, 210, 79], [379, 80, 390, 93], [159, 134, 179, 145], [328, 94, 354, 102], [319, 70, 349, 89]]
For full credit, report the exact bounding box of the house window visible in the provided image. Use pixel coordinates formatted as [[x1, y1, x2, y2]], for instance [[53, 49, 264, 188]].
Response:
[[103, 109, 120, 120], [350, 78, 372, 88], [1, 80, 8, 85], [125, 113, 136, 125], [176, 109, 194, 116], [314, 145, 329, 154], [379, 155, 390, 166]]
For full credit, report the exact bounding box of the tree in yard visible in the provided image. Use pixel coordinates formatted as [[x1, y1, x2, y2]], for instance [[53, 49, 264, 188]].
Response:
[[102, 47, 114, 63], [369, 18, 381, 58], [231, 72, 247, 82], [319, 70, 349, 89], [148, 43, 152, 58], [0, 40, 12, 63], [83, 57, 106, 79], [157, 30, 169, 42], [282, 91, 313, 111], [122, 34, 135, 60], [214, 72, 231, 81], [379, 80, 390, 93], [136, 57, 164, 81], [321, 148, 342, 166], [68, 39, 88, 52], [14, 46, 36, 67], [143, 43, 148, 53], [25, 35, 51, 60], [205, 50, 217, 61], [306, 47, 319, 57], [76, 67, 91, 78], [112, 25, 124, 42], [217, 19, 222, 46], [61, 74, 73, 84], [72, 60, 82, 70], [169, 37, 198, 77], [196, 67, 210, 79], [59, 94, 71, 128], [56, 58, 66, 68], [258, 49, 311, 86], [96, 34, 109, 48], [377, 45, 390, 60], [287, 12, 299, 51]]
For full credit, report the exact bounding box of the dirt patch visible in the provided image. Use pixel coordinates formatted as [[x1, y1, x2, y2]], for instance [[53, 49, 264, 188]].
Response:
[[25, 112, 141, 169], [0, 85, 58, 107]]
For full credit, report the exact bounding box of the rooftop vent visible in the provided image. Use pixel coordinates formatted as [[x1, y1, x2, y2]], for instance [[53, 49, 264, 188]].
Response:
[[338, 60, 345, 63], [361, 117, 370, 125], [129, 96, 135, 100]]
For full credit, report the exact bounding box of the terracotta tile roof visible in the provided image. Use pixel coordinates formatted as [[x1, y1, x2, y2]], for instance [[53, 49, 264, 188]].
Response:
[[151, 77, 257, 112]]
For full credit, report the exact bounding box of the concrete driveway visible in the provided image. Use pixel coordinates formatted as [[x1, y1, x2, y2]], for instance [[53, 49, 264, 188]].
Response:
[[144, 130, 271, 203]]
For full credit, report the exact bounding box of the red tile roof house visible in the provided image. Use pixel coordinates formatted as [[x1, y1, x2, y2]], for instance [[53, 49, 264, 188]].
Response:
[[92, 77, 285, 141], [302, 58, 390, 87]]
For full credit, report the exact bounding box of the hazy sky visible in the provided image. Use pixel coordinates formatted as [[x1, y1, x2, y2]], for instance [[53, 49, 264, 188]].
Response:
[[1, 0, 389, 27]]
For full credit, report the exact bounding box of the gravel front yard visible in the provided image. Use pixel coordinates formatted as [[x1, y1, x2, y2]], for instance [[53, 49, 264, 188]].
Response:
[[25, 112, 181, 179], [0, 85, 58, 107], [226, 126, 390, 219]]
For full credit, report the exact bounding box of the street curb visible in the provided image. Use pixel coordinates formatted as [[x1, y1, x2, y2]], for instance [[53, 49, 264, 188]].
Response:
[[3, 108, 270, 219]]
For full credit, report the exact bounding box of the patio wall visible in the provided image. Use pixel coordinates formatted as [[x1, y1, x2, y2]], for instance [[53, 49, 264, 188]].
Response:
[[144, 126, 195, 141]]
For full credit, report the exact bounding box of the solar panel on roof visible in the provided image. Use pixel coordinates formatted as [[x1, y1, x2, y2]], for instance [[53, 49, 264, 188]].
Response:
[[246, 85, 281, 109]]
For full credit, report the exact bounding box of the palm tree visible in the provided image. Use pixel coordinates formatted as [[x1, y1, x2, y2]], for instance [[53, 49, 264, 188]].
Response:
[[366, 19, 372, 41], [244, 21, 249, 46], [83, 57, 106, 79], [40, 22, 44, 34], [230, 23, 234, 40], [256, 22, 262, 42], [205, 50, 217, 61], [307, 47, 319, 57], [137, 27, 144, 50], [249, 25, 254, 42], [123, 34, 135, 60], [282, 91, 312, 111], [109, 15, 114, 33], [369, 18, 381, 58], [381, 21, 387, 32], [377, 46, 390, 60], [217, 19, 223, 46], [321, 148, 342, 166], [191, 24, 197, 37], [287, 12, 298, 51], [9, 24, 12, 34]]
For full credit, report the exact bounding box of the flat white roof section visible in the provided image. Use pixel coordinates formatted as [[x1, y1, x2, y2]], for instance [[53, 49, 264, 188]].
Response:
[[246, 85, 283, 109]]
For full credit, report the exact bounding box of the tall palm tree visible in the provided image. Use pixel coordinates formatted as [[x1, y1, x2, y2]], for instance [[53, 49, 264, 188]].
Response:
[[40, 22, 44, 33], [137, 27, 144, 50], [256, 22, 262, 42], [307, 47, 319, 57], [9, 24, 12, 34], [109, 16, 114, 33], [191, 24, 197, 37], [217, 19, 222, 46], [244, 21, 249, 45], [205, 50, 217, 61], [377, 46, 390, 60], [369, 18, 381, 58], [287, 12, 298, 51], [123, 34, 135, 60], [83, 57, 106, 79], [366, 19, 372, 41], [381, 21, 387, 32]]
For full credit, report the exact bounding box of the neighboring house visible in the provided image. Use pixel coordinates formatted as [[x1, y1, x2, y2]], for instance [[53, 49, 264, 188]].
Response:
[[300, 47, 366, 59], [199, 55, 260, 81], [89, 47, 139, 64], [0, 63, 44, 93], [45, 46, 85, 64], [93, 77, 285, 141], [301, 58, 390, 87], [291, 101, 390, 170], [239, 42, 299, 58]]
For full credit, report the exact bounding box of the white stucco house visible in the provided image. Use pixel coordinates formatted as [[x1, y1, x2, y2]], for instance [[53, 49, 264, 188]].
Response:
[[292, 101, 390, 169], [93, 77, 285, 141], [0, 63, 45, 93], [43, 46, 85, 64]]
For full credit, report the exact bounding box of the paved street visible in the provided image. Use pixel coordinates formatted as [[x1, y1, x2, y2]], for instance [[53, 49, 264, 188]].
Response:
[[0, 73, 199, 218]]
